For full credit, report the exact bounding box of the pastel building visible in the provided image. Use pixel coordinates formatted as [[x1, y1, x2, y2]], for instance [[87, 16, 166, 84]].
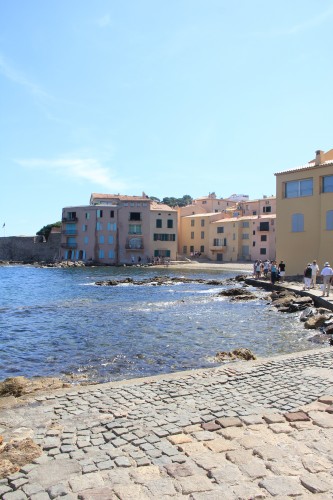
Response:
[[61, 194, 177, 264], [178, 195, 276, 262], [275, 148, 333, 275]]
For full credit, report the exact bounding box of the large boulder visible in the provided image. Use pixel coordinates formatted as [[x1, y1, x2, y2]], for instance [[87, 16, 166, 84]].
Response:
[[300, 307, 316, 322], [0, 376, 69, 398], [304, 315, 331, 330]]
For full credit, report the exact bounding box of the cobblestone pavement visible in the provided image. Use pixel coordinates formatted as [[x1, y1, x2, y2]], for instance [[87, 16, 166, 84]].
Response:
[[1, 347, 333, 499]]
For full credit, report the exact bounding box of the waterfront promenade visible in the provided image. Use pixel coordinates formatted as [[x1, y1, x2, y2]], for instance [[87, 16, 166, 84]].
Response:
[[1, 346, 333, 499]]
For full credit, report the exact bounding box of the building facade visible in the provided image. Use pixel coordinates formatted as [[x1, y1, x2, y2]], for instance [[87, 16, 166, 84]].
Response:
[[275, 149, 333, 275], [61, 194, 177, 264], [178, 194, 276, 262]]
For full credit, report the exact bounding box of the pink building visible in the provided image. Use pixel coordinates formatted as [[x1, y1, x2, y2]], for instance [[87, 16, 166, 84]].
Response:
[[61, 194, 177, 264]]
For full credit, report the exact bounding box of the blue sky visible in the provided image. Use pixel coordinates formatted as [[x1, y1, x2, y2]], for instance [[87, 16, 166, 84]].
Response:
[[1, 0, 333, 235]]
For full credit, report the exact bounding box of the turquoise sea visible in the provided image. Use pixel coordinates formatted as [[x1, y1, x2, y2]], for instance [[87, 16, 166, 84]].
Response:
[[0, 265, 320, 383]]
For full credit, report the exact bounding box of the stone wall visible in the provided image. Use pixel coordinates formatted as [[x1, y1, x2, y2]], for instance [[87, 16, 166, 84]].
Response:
[[0, 234, 61, 263]]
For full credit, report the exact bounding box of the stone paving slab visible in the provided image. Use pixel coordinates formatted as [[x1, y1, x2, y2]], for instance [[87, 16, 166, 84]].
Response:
[[0, 347, 332, 498]]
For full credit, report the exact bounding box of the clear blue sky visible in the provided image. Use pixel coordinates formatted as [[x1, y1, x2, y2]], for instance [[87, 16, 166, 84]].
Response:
[[1, 1, 333, 235]]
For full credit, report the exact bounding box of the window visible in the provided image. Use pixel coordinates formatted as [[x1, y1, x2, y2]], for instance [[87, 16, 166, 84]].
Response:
[[84, 236, 89, 245], [200, 245, 204, 252], [129, 224, 142, 234], [285, 178, 313, 198], [326, 210, 333, 230], [97, 209, 103, 218], [99, 235, 104, 244], [153, 234, 176, 241], [259, 222, 269, 231], [96, 222, 103, 231], [99, 249, 104, 258], [201, 231, 204, 239], [201, 219, 205, 227], [217, 227, 224, 233], [167, 219, 173, 228], [108, 235, 114, 244], [191, 219, 195, 227], [130, 212, 141, 221], [82, 224, 88, 232], [190, 245, 194, 253], [110, 210, 114, 218], [108, 250, 115, 258], [242, 233, 249, 239], [213, 238, 222, 246], [233, 233, 236, 240], [263, 206, 271, 213], [253, 242, 256, 247], [85, 212, 90, 220], [260, 248, 267, 255], [253, 230, 255, 235], [156, 219, 162, 228], [323, 175, 333, 193], [252, 211, 257, 216], [261, 235, 267, 241], [242, 221, 249, 228], [183, 246, 187, 254], [107, 222, 116, 231], [191, 232, 194, 239], [65, 211, 76, 220], [292, 213, 304, 232]]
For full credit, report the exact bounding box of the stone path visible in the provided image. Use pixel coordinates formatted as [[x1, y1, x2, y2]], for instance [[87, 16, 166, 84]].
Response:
[[0, 346, 333, 499]]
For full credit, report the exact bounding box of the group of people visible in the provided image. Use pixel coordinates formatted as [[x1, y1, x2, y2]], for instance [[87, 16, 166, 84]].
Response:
[[253, 258, 333, 297], [303, 260, 333, 296], [253, 259, 285, 284]]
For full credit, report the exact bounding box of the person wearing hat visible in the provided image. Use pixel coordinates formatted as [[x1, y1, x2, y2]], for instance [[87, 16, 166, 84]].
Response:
[[320, 262, 333, 297]]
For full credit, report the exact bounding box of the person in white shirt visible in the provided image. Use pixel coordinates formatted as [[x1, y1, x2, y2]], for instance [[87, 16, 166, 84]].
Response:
[[310, 260, 320, 288], [320, 262, 333, 297]]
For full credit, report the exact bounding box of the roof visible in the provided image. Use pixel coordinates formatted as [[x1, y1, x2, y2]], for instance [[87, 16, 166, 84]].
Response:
[[275, 148, 333, 175], [183, 212, 223, 218], [150, 202, 177, 212], [212, 214, 276, 224]]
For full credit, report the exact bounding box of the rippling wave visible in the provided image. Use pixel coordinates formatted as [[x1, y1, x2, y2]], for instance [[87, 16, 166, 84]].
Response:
[[0, 265, 319, 383]]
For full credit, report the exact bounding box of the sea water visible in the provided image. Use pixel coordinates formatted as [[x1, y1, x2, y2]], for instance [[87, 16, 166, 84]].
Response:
[[0, 265, 319, 383]]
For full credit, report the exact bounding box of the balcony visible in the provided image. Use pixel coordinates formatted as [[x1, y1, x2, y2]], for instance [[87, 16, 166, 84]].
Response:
[[62, 216, 78, 222], [62, 230, 78, 235], [210, 245, 226, 252], [61, 242, 77, 249], [125, 244, 144, 250]]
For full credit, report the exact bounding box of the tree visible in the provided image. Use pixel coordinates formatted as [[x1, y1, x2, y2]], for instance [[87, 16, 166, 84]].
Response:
[[36, 221, 61, 241], [162, 195, 193, 207]]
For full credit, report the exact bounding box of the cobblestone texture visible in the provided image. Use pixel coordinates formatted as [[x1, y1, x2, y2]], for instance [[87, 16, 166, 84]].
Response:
[[1, 347, 332, 498]]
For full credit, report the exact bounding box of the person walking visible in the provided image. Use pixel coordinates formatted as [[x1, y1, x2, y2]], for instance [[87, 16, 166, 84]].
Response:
[[310, 260, 319, 288], [303, 263, 312, 290], [278, 260, 286, 283], [320, 262, 333, 297]]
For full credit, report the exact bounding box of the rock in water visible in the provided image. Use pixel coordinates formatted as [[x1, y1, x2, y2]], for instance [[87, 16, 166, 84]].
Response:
[[215, 348, 256, 362]]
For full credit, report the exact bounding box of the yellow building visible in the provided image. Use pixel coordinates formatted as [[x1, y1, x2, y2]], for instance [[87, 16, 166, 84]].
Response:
[[275, 149, 333, 275]]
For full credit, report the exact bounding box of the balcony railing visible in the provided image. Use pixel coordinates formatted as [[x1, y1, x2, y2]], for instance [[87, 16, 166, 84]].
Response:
[[62, 217, 78, 222], [125, 244, 144, 250], [61, 243, 78, 249], [62, 230, 78, 235]]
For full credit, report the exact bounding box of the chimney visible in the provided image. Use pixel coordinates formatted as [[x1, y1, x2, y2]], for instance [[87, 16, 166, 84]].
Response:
[[315, 150, 324, 166]]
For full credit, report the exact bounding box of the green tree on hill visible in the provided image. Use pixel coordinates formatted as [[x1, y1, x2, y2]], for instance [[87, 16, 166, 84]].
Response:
[[36, 221, 61, 240]]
